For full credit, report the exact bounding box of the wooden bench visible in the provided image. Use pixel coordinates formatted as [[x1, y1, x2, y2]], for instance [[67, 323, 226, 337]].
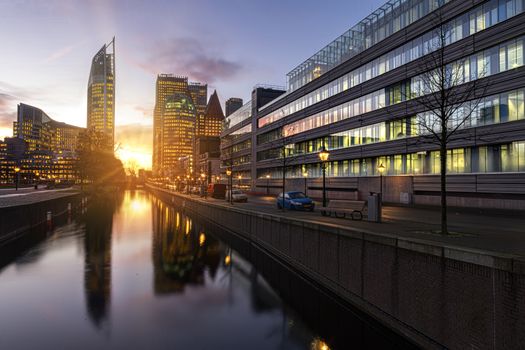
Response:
[[319, 200, 367, 220]]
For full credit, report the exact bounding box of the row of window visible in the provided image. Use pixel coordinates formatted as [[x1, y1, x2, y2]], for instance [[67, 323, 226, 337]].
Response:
[[273, 36, 524, 139], [257, 88, 525, 161], [260, 0, 524, 128], [223, 102, 251, 131], [259, 141, 525, 179]]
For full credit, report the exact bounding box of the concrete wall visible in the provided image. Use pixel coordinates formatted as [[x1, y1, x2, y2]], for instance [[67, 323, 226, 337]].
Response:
[[0, 193, 82, 247], [149, 185, 525, 350]]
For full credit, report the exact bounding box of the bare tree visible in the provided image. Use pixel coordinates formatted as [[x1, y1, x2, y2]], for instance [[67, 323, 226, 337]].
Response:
[[404, 11, 489, 234]]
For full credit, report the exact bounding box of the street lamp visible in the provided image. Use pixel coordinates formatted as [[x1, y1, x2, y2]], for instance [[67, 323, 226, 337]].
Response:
[[318, 146, 330, 207], [302, 171, 308, 196], [226, 169, 232, 204], [237, 174, 242, 188], [265, 174, 270, 195], [14, 166, 20, 191], [378, 163, 386, 199]]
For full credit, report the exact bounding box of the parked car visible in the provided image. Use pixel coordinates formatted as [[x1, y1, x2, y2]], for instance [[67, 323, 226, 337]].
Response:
[[277, 191, 314, 211], [207, 183, 226, 199], [225, 189, 248, 202]]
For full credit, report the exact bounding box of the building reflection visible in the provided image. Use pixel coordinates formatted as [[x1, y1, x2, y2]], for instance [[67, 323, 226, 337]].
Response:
[[82, 191, 122, 328], [151, 198, 221, 294]]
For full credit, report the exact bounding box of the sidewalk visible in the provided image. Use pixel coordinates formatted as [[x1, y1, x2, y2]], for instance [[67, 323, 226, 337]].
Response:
[[177, 191, 525, 257]]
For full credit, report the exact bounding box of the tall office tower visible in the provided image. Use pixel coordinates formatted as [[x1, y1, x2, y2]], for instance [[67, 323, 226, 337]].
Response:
[[152, 75, 189, 175], [87, 37, 115, 151], [161, 92, 196, 176], [201, 90, 224, 137], [225, 97, 243, 117], [188, 82, 208, 132]]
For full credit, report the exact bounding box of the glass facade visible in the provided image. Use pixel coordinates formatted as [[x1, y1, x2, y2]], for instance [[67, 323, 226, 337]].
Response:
[[259, 141, 525, 179], [256, 36, 525, 141], [286, 0, 452, 92], [223, 101, 252, 132], [260, 0, 525, 127], [257, 88, 525, 161], [87, 38, 115, 149]]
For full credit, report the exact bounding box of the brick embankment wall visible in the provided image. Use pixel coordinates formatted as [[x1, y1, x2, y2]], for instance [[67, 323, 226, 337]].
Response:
[[148, 185, 525, 350]]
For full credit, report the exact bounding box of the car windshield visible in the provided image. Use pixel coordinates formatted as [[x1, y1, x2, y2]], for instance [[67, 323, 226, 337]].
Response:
[[232, 190, 242, 194], [288, 192, 306, 199]]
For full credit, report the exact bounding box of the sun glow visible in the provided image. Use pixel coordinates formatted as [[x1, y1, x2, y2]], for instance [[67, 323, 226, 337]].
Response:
[[116, 146, 151, 171]]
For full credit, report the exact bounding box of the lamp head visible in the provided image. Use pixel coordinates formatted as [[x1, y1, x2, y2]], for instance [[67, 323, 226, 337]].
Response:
[[318, 146, 330, 162]]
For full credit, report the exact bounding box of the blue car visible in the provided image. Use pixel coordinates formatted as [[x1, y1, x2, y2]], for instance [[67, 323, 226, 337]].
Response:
[[277, 191, 315, 211]]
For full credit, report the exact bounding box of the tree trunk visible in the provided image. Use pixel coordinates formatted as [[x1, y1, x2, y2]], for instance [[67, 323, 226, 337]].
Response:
[[440, 143, 448, 235]]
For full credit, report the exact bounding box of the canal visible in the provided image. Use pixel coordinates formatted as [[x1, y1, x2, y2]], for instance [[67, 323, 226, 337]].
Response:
[[0, 190, 416, 349]]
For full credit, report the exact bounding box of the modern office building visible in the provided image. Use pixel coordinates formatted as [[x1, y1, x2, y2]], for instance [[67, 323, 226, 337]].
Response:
[[152, 75, 208, 176], [1, 103, 85, 183], [161, 92, 196, 177], [188, 82, 208, 136], [87, 37, 115, 151], [220, 86, 285, 184], [153, 75, 189, 175], [225, 97, 243, 117], [226, 0, 525, 209]]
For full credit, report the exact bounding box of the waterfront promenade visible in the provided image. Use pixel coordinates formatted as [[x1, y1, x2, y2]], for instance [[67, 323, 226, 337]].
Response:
[[166, 190, 525, 257], [148, 184, 525, 349]]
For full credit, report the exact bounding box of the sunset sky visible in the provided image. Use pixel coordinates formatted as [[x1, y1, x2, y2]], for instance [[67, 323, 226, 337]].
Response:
[[0, 0, 383, 169]]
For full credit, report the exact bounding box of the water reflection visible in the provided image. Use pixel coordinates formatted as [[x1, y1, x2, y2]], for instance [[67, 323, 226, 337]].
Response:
[[0, 191, 415, 349], [82, 191, 122, 328], [151, 197, 221, 294]]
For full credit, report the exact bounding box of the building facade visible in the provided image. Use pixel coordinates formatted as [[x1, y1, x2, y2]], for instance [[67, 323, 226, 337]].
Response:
[[220, 86, 285, 184], [152, 75, 208, 176], [225, 97, 243, 117], [87, 37, 115, 151], [225, 0, 525, 209], [1, 103, 84, 184], [161, 92, 196, 177]]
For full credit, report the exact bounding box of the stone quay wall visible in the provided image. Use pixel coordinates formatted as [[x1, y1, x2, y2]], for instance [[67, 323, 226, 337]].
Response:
[[148, 185, 525, 350], [0, 192, 82, 247]]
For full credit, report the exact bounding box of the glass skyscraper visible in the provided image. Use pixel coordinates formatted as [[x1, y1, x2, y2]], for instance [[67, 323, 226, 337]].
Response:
[[87, 37, 115, 150]]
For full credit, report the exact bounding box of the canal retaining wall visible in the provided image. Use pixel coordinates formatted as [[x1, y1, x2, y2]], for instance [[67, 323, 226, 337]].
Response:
[[148, 185, 525, 350], [0, 192, 82, 247]]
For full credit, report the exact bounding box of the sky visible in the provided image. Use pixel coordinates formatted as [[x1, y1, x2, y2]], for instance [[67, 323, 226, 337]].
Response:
[[0, 0, 384, 169]]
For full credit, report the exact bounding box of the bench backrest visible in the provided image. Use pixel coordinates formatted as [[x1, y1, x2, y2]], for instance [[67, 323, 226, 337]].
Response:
[[328, 200, 366, 210]]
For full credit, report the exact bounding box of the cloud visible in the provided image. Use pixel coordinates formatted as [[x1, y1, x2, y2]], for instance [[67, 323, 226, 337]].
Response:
[[0, 93, 17, 131], [136, 37, 243, 83], [115, 123, 152, 150], [42, 44, 76, 64]]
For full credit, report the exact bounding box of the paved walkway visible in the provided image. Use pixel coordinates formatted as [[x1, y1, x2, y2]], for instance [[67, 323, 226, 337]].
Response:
[[173, 191, 525, 257], [0, 188, 78, 208]]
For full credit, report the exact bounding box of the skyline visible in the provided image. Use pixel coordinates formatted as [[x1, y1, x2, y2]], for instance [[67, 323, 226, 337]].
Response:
[[0, 0, 384, 169]]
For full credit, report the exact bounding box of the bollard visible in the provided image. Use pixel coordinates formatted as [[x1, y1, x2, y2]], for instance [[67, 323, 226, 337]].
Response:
[[46, 211, 53, 230], [67, 203, 72, 214]]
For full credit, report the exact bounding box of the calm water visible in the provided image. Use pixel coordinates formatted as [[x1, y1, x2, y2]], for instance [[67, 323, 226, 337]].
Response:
[[0, 190, 415, 350]]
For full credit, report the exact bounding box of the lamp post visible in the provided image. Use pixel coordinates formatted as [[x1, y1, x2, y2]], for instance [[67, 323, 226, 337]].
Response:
[[318, 146, 330, 207], [35, 171, 40, 190], [200, 172, 206, 198], [302, 171, 308, 196], [378, 163, 386, 202], [265, 174, 270, 195], [237, 174, 242, 188], [226, 169, 232, 204], [14, 167, 20, 191]]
